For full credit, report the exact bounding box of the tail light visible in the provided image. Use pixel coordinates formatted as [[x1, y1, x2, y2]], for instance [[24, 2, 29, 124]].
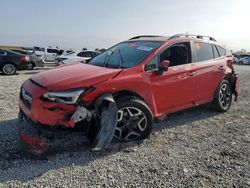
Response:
[[20, 56, 30, 61]]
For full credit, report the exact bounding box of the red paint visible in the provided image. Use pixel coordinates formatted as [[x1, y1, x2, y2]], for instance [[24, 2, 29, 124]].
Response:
[[19, 36, 240, 128], [19, 132, 45, 150]]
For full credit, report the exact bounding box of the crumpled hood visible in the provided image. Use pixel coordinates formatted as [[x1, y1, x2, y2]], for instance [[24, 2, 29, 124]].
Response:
[[31, 63, 122, 90]]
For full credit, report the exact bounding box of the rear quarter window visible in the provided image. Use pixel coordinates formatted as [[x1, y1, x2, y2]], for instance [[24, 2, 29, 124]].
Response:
[[212, 45, 220, 58], [47, 49, 59, 54], [194, 42, 214, 62], [216, 46, 226, 57]]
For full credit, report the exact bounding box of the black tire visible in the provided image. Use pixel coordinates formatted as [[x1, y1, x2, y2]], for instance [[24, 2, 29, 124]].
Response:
[[1, 63, 17, 75], [30, 62, 36, 70], [114, 97, 153, 142], [212, 80, 232, 112]]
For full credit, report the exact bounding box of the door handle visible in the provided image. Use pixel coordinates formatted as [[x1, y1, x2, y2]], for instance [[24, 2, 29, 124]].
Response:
[[187, 71, 196, 76]]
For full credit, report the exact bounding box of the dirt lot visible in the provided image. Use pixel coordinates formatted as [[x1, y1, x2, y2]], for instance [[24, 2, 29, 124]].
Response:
[[0, 65, 249, 187]]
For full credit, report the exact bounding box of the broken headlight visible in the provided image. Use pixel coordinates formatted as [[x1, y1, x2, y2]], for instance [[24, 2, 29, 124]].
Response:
[[42, 89, 84, 104]]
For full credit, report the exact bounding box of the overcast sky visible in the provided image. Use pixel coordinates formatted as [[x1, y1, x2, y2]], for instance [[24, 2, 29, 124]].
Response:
[[0, 0, 249, 51]]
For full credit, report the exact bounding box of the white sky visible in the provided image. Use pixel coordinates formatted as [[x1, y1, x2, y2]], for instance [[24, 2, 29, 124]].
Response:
[[0, 0, 249, 51]]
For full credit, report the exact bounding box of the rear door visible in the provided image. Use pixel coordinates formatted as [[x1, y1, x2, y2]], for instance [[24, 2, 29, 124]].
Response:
[[148, 42, 197, 114], [192, 41, 225, 104]]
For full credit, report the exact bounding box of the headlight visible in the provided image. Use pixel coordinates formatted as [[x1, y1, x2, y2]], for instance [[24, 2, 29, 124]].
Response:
[[42, 89, 84, 104]]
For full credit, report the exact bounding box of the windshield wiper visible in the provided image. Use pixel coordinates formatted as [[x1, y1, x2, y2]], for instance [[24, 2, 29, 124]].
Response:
[[104, 46, 117, 67], [118, 48, 125, 68]]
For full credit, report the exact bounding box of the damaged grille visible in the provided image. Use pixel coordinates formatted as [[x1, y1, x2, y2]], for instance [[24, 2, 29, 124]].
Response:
[[20, 87, 32, 109]]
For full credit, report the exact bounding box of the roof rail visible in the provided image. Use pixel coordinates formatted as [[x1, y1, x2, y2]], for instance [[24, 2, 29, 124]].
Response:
[[129, 35, 164, 40], [168, 34, 217, 42]]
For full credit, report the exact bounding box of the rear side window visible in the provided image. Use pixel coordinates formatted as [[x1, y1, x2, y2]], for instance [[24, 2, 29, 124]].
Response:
[[212, 45, 220, 58], [217, 46, 226, 57], [0, 50, 6, 55], [47, 49, 59, 54], [194, 42, 214, 62], [78, 52, 92, 57], [91, 52, 100, 57]]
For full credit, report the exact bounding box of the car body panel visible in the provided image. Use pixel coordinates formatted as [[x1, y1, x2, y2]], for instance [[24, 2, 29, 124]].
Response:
[[193, 58, 225, 104], [30, 62, 122, 90], [148, 63, 196, 114]]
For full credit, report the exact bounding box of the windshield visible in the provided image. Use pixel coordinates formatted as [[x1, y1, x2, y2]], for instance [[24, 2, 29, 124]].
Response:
[[88, 41, 161, 68]]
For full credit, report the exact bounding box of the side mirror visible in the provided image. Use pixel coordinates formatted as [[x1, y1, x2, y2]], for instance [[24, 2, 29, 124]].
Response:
[[156, 60, 170, 75]]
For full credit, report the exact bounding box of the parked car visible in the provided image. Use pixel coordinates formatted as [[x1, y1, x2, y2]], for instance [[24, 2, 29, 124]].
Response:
[[33, 47, 61, 62], [0, 49, 31, 75], [238, 56, 250, 65], [18, 34, 240, 154], [233, 56, 239, 64], [55, 50, 100, 66], [11, 49, 45, 69]]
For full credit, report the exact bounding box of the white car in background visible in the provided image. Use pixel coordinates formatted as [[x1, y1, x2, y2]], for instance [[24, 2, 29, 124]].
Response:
[[32, 47, 61, 62], [55, 50, 100, 65]]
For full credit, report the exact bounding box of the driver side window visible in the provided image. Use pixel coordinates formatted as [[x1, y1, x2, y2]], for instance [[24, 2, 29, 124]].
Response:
[[160, 42, 191, 67]]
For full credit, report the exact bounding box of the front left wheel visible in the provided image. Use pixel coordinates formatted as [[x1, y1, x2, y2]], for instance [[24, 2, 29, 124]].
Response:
[[114, 98, 153, 142]]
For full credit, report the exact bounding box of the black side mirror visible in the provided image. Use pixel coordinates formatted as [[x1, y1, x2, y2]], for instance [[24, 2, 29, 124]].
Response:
[[156, 60, 170, 75]]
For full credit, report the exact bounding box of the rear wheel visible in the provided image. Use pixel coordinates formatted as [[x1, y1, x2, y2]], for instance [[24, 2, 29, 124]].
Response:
[[2, 63, 17, 75], [114, 98, 153, 142], [213, 80, 232, 112], [30, 62, 36, 69]]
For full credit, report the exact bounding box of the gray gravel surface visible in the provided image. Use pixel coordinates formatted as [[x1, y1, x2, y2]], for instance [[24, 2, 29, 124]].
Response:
[[0, 65, 249, 187]]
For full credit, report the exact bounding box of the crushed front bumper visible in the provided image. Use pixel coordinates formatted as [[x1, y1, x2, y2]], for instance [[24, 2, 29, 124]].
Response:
[[18, 93, 118, 155]]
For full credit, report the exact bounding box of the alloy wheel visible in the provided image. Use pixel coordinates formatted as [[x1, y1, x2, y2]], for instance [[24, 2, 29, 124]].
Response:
[[114, 107, 147, 141], [2, 64, 16, 75], [219, 83, 231, 109]]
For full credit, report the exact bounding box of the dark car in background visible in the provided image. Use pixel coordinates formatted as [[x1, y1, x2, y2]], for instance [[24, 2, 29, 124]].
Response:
[[11, 49, 45, 69], [238, 56, 250, 65], [0, 49, 31, 75]]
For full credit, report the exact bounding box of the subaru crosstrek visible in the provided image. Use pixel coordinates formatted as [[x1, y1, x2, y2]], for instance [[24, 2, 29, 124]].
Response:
[[18, 34, 240, 154]]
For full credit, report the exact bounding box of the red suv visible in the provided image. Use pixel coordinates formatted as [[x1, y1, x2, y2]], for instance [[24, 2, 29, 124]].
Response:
[[18, 34, 240, 153]]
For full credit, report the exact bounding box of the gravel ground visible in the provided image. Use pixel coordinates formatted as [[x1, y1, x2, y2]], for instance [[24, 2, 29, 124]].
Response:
[[0, 65, 249, 187]]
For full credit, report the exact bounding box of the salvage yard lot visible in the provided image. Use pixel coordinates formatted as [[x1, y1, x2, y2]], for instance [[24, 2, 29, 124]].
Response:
[[0, 65, 249, 187]]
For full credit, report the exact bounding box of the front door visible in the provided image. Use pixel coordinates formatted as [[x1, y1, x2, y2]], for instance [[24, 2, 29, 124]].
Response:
[[147, 42, 197, 115]]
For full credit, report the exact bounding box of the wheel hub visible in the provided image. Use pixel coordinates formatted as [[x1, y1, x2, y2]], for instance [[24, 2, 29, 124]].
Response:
[[115, 107, 147, 141], [219, 83, 231, 109], [3, 64, 15, 75]]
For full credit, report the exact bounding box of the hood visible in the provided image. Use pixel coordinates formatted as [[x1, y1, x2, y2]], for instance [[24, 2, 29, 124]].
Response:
[[31, 63, 122, 90]]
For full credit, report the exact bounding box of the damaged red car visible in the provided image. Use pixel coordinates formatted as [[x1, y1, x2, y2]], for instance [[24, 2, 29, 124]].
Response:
[[18, 34, 240, 154]]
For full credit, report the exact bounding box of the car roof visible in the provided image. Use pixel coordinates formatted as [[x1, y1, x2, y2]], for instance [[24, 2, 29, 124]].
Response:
[[0, 49, 19, 54], [127, 34, 224, 48], [128, 36, 169, 42]]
